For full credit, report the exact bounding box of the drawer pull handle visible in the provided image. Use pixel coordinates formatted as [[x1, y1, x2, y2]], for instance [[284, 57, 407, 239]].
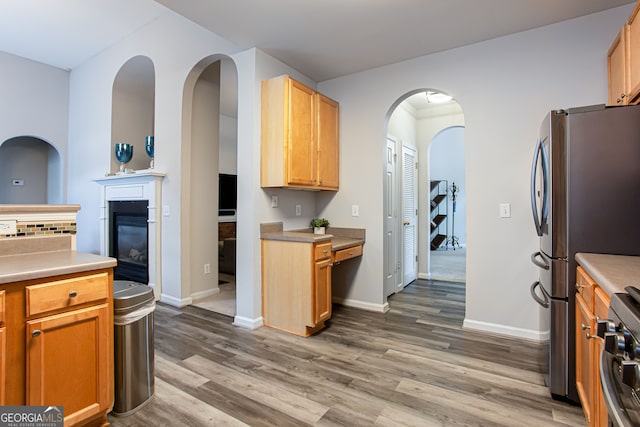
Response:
[[32, 330, 42, 338], [69, 291, 78, 298], [323, 250, 328, 254]]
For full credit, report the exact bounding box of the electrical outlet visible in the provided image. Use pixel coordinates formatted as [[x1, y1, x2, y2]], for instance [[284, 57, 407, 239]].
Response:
[[295, 205, 301, 216], [499, 203, 511, 218], [271, 195, 278, 208], [0, 220, 17, 235], [352, 205, 359, 217], [204, 263, 211, 274]]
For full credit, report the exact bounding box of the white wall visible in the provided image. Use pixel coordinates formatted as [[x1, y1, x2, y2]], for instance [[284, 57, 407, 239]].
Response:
[[317, 5, 632, 340], [0, 51, 69, 201]]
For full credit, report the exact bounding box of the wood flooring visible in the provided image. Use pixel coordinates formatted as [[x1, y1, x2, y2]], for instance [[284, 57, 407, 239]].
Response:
[[107, 279, 586, 426]]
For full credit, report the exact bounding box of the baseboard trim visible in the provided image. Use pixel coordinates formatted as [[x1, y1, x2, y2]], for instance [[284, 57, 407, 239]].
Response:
[[333, 297, 389, 313], [233, 315, 264, 330], [160, 293, 192, 308], [463, 318, 550, 342], [190, 287, 221, 301], [418, 273, 430, 280]]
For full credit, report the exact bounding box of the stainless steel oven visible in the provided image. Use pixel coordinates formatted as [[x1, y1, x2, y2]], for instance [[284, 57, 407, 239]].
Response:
[[599, 290, 640, 426]]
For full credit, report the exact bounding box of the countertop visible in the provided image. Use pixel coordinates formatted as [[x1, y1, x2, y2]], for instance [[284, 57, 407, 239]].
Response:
[[260, 222, 365, 251], [0, 250, 116, 284], [575, 253, 640, 295]]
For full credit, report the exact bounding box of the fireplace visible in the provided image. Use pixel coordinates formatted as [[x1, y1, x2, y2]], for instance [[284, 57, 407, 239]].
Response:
[[109, 200, 148, 283], [95, 171, 164, 299]]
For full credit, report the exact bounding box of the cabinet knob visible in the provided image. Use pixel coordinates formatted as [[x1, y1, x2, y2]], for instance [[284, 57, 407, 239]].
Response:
[[323, 249, 328, 254], [32, 330, 42, 337], [581, 323, 590, 331], [69, 290, 78, 298]]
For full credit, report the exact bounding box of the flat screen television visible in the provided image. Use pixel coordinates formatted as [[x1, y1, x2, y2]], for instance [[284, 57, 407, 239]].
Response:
[[219, 173, 237, 216]]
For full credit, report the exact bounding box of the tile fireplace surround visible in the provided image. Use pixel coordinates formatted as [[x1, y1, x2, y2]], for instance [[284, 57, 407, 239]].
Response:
[[94, 171, 165, 299]]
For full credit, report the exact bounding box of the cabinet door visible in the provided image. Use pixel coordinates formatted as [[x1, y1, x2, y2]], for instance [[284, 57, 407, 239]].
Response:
[[576, 293, 595, 425], [608, 26, 630, 105], [628, 3, 640, 102], [316, 93, 339, 190], [0, 289, 4, 406], [287, 78, 316, 186], [0, 326, 5, 406], [27, 304, 111, 426], [313, 258, 332, 324], [594, 288, 610, 427]]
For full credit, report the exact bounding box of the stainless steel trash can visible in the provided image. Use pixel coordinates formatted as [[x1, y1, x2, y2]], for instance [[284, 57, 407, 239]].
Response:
[[112, 280, 155, 417]]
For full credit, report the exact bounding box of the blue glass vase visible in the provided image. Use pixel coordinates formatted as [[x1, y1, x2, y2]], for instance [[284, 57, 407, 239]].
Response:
[[145, 136, 154, 169], [114, 143, 133, 174]]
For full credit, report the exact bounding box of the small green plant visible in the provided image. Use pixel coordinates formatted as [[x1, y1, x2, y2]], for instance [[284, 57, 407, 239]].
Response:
[[310, 218, 330, 228]]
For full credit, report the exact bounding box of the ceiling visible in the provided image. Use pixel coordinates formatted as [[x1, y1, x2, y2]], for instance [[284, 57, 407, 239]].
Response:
[[0, 0, 634, 81]]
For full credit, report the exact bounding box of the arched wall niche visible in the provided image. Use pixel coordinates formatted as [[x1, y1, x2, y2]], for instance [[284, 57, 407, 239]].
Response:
[[0, 136, 63, 204], [180, 54, 238, 306], [111, 55, 155, 173]]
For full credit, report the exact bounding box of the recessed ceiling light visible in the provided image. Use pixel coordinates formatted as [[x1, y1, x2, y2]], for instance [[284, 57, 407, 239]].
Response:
[[426, 91, 453, 103]]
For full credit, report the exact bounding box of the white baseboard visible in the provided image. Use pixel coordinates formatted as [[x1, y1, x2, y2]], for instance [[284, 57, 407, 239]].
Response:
[[418, 272, 430, 280], [160, 293, 192, 308], [190, 287, 220, 301], [333, 297, 389, 313], [233, 315, 264, 330], [463, 318, 550, 342]]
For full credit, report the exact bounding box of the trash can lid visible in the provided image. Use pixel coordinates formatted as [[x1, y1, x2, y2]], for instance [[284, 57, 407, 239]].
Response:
[[113, 280, 155, 313]]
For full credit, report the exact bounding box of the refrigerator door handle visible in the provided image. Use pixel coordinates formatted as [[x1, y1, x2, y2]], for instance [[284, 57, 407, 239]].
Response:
[[530, 138, 549, 237], [531, 251, 550, 270], [530, 280, 550, 308]]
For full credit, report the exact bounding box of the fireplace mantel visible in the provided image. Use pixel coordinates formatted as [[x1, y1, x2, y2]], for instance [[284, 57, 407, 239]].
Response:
[[94, 171, 165, 299]]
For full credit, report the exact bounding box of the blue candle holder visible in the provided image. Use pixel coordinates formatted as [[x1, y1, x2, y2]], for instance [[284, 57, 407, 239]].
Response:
[[114, 143, 133, 174]]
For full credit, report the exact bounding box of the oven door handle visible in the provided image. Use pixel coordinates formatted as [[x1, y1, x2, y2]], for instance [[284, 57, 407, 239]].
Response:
[[531, 251, 550, 270], [530, 280, 550, 308]]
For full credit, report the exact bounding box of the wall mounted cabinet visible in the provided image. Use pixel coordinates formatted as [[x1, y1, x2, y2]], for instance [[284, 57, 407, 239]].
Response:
[[608, 1, 640, 105], [261, 75, 339, 190]]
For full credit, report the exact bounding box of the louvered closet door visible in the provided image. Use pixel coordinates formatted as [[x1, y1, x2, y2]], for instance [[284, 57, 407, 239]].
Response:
[[402, 145, 417, 286]]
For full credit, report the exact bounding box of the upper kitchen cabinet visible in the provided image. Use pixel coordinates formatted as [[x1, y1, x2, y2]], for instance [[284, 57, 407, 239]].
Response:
[[608, 1, 640, 105], [261, 75, 339, 191]]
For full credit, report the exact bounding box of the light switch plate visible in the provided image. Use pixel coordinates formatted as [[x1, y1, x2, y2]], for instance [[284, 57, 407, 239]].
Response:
[[499, 203, 511, 218], [0, 220, 17, 235], [352, 205, 359, 217]]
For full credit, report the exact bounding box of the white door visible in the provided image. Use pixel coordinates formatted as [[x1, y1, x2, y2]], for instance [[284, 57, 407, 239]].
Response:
[[384, 137, 398, 297], [402, 145, 418, 287]]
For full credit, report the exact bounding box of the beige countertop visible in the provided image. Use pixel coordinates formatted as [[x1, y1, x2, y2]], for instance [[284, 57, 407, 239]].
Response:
[[260, 222, 365, 251], [575, 253, 640, 295], [0, 250, 116, 284]]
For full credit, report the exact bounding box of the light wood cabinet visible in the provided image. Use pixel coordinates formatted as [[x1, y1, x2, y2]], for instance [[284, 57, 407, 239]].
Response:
[[262, 239, 333, 336], [0, 290, 5, 406], [575, 266, 610, 427], [1, 269, 114, 427], [608, 1, 640, 105], [261, 75, 339, 190]]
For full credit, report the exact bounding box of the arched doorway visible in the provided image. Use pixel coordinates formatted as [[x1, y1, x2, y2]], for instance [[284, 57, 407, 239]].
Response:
[[0, 136, 62, 204], [383, 89, 465, 300], [181, 55, 238, 317]]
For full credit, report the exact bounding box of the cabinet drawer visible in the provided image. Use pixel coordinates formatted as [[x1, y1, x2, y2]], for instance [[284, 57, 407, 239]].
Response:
[[314, 243, 332, 261], [333, 245, 363, 263], [576, 267, 596, 311], [0, 290, 4, 325], [26, 273, 109, 317]]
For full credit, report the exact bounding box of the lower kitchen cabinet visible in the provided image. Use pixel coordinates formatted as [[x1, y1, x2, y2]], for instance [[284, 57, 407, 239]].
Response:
[[262, 239, 332, 336], [27, 304, 111, 426], [1, 269, 114, 427], [575, 266, 609, 427], [0, 289, 5, 406]]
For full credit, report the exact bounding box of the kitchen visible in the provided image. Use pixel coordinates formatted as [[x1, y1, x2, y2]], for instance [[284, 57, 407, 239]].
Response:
[[1, 1, 639, 425]]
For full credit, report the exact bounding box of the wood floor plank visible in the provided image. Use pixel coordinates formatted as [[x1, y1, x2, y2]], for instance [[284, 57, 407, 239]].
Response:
[[106, 279, 585, 426]]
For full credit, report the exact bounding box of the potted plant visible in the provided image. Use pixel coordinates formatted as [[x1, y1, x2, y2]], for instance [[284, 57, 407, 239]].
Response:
[[310, 218, 330, 234]]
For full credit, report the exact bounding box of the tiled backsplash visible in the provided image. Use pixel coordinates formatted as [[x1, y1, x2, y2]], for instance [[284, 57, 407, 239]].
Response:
[[2, 221, 76, 238]]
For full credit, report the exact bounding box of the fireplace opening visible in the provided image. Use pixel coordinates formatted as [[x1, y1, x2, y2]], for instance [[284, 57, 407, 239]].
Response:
[[109, 200, 149, 283]]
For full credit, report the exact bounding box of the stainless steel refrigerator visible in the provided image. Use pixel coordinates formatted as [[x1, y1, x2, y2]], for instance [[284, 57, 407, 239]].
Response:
[[530, 104, 640, 404]]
